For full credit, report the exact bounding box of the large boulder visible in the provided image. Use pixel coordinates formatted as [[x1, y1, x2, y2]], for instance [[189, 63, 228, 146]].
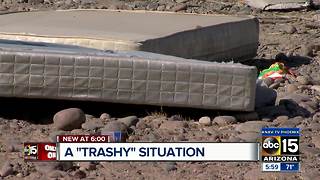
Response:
[[53, 108, 86, 131]]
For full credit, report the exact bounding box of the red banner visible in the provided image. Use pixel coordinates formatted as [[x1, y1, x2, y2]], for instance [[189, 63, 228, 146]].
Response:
[[57, 135, 110, 143], [24, 143, 56, 161]]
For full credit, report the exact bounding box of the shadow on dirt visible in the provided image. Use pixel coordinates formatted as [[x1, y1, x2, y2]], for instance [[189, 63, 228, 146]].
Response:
[[243, 55, 312, 71], [0, 97, 231, 124]]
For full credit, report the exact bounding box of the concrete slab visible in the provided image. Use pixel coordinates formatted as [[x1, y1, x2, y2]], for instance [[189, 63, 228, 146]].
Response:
[[0, 39, 257, 111], [0, 10, 259, 62]]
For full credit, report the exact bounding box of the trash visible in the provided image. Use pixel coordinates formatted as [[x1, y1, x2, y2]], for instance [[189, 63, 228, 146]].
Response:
[[245, 0, 310, 10], [258, 62, 290, 80]]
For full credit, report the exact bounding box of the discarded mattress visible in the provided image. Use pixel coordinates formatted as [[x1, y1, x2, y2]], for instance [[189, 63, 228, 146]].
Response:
[[0, 39, 257, 111], [245, 0, 310, 10], [0, 10, 259, 62]]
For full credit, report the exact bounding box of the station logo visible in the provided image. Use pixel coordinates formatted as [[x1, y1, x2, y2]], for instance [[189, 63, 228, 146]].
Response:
[[261, 128, 300, 162], [262, 136, 281, 156], [24, 143, 38, 160], [24, 143, 57, 161]]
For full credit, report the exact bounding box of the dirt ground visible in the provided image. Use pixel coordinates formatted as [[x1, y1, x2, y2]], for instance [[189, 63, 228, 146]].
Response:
[[0, 0, 320, 179]]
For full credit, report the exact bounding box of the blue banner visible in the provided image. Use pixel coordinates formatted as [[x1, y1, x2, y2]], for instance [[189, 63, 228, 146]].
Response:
[[261, 128, 300, 136], [280, 162, 300, 172]]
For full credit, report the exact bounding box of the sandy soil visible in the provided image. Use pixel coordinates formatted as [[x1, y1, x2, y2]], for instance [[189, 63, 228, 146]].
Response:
[[0, 0, 320, 179]]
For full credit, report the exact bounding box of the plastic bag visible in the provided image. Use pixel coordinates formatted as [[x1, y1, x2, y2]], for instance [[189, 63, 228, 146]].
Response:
[[258, 62, 289, 80]]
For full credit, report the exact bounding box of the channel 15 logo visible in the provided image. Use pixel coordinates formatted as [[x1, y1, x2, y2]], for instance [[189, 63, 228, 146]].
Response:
[[261, 128, 300, 162], [24, 143, 38, 160]]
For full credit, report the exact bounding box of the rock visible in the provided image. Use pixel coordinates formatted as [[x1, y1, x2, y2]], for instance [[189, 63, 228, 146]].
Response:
[[299, 102, 317, 114], [28, 0, 44, 4], [149, 118, 165, 129], [5, 144, 14, 152], [85, 114, 95, 121], [274, 78, 285, 84], [278, 93, 311, 104], [80, 0, 95, 5], [312, 0, 320, 7], [101, 121, 128, 134], [313, 112, 320, 122], [212, 116, 236, 126], [312, 13, 320, 21], [49, 130, 67, 142], [147, 133, 160, 142], [136, 120, 148, 129], [100, 113, 110, 120], [64, 0, 73, 5], [269, 82, 280, 89], [310, 122, 320, 131], [43, 0, 52, 3], [278, 120, 299, 128], [48, 170, 65, 178], [283, 25, 297, 34], [235, 121, 269, 133], [261, 117, 272, 122], [255, 80, 277, 108], [34, 162, 60, 174], [17, 0, 28, 3], [302, 171, 320, 180], [296, 76, 310, 85], [169, 115, 184, 121], [262, 77, 273, 87], [285, 84, 298, 93], [174, 134, 187, 141], [164, 162, 177, 172], [157, 5, 166, 11], [235, 112, 259, 122], [60, 162, 74, 171], [74, 170, 86, 179], [238, 132, 260, 142], [176, 0, 188, 3], [312, 135, 320, 149], [146, 2, 159, 10], [311, 85, 320, 92], [286, 50, 294, 58], [172, 3, 187, 12], [238, 6, 252, 15], [300, 143, 320, 156], [227, 136, 241, 142], [243, 168, 291, 180], [16, 173, 23, 178], [0, 162, 13, 177], [159, 121, 187, 131], [53, 108, 86, 131], [301, 44, 314, 57], [275, 115, 289, 123], [117, 116, 138, 127], [81, 119, 104, 130], [199, 116, 211, 126]]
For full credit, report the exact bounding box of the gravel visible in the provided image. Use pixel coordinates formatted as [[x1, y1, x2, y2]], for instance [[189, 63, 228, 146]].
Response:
[[0, 0, 319, 179]]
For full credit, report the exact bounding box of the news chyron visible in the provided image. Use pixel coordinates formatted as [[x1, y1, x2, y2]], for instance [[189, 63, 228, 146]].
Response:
[[261, 128, 300, 172]]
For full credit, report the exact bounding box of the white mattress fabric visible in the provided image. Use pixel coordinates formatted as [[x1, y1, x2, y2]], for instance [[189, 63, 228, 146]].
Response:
[[0, 40, 257, 111], [0, 10, 259, 62]]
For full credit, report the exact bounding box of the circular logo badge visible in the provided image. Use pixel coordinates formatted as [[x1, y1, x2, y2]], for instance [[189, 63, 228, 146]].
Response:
[[262, 137, 280, 155]]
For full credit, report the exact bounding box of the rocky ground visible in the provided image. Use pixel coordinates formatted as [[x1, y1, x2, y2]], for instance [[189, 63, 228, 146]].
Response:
[[1, 0, 320, 179]]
